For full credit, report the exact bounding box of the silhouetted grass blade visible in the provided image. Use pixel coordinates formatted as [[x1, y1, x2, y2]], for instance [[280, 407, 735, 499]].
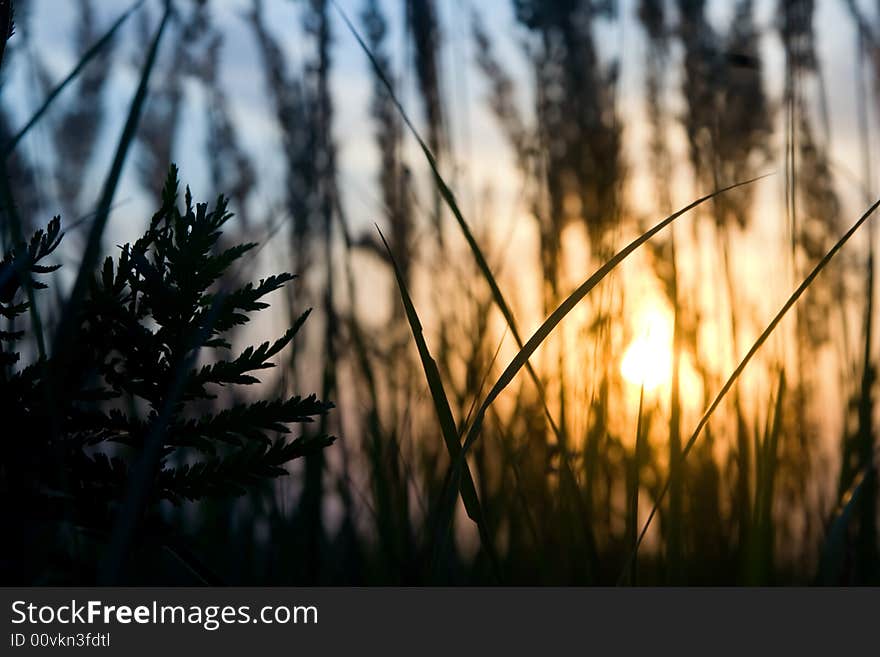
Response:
[[4, 0, 145, 156], [460, 176, 770, 457], [376, 227, 500, 580], [629, 196, 880, 580], [336, 2, 546, 399], [429, 176, 769, 559], [51, 0, 170, 363]]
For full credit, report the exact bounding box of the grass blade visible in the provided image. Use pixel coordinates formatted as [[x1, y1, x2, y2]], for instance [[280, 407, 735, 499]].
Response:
[[428, 177, 767, 557], [51, 0, 170, 362], [4, 0, 145, 155], [459, 176, 769, 457], [626, 196, 880, 581], [337, 1, 519, 340], [376, 227, 501, 581], [625, 383, 646, 586], [336, 0, 564, 444]]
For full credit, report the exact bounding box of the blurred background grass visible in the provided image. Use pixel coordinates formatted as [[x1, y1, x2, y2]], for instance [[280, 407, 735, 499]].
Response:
[[3, 0, 880, 584]]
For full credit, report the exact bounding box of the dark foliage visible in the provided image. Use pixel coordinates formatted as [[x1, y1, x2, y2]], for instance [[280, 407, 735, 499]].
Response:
[[0, 166, 333, 583]]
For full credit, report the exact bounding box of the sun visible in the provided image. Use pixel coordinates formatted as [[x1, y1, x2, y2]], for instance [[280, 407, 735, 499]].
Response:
[[620, 309, 673, 391]]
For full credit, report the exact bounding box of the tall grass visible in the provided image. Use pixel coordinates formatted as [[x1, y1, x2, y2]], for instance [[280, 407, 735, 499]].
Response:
[[3, 0, 880, 585]]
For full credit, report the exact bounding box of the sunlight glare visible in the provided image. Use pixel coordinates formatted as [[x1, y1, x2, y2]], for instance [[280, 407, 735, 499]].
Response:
[[620, 310, 673, 391]]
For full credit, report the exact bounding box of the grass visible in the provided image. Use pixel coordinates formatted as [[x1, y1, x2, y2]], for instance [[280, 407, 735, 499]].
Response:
[[377, 225, 501, 580], [632, 196, 880, 578], [3, 0, 144, 156], [1, 0, 879, 585]]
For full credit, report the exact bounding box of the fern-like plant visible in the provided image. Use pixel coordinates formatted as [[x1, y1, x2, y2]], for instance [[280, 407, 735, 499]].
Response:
[[0, 165, 334, 583]]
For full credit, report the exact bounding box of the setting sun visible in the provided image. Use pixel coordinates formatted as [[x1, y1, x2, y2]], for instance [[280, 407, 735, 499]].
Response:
[[620, 310, 673, 391]]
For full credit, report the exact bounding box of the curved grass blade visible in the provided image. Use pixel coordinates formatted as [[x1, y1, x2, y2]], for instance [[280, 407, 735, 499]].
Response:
[[51, 0, 170, 362], [622, 196, 880, 582], [376, 227, 501, 581], [459, 176, 769, 458], [335, 1, 563, 440], [427, 177, 768, 557], [337, 1, 520, 340], [4, 0, 145, 156], [338, 0, 564, 561]]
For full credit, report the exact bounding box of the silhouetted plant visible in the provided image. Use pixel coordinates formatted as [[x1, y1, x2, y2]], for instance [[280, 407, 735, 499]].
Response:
[[0, 166, 334, 583]]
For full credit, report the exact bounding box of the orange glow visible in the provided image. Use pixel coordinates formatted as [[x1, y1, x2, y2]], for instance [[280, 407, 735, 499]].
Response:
[[620, 309, 673, 392]]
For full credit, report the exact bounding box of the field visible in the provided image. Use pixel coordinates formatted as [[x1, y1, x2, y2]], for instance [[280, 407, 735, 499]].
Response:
[[1, 0, 879, 585]]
